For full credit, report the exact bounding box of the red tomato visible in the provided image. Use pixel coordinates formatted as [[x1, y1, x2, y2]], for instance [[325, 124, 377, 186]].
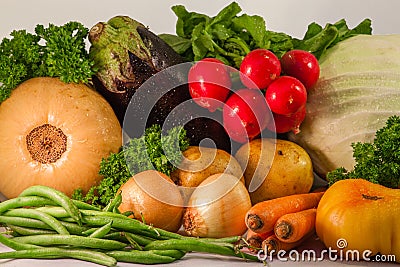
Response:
[[223, 89, 270, 143], [188, 58, 231, 112], [265, 76, 307, 116], [280, 49, 320, 90], [240, 49, 281, 89]]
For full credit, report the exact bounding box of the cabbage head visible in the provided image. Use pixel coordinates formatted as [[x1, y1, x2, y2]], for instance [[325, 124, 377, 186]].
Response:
[[289, 34, 400, 178]]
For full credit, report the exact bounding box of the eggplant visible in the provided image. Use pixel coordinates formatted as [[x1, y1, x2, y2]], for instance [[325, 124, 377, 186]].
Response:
[[88, 16, 232, 152]]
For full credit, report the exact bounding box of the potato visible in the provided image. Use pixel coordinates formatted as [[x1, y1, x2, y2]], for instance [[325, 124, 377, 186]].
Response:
[[171, 146, 244, 188], [235, 138, 314, 204]]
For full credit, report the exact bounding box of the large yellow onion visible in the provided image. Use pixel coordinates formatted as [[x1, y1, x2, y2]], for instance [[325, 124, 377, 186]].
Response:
[[118, 170, 184, 232], [183, 173, 252, 238], [0, 77, 122, 199]]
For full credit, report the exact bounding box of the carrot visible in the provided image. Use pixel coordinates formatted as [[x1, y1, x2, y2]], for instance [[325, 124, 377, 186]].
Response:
[[245, 230, 273, 252], [311, 187, 327, 193], [245, 191, 324, 233], [262, 232, 313, 255], [274, 208, 316, 243]]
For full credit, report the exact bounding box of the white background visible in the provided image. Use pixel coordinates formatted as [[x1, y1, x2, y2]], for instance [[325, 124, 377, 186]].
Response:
[[1, 0, 400, 41], [1, 1, 400, 266]]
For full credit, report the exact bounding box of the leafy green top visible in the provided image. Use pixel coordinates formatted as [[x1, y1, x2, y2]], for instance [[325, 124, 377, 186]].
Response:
[[0, 21, 95, 103], [72, 125, 190, 208], [159, 2, 372, 68], [327, 115, 400, 188]]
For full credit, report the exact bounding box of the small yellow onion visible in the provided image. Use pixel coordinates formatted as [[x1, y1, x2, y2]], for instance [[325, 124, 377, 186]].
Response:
[[118, 170, 184, 232], [183, 173, 252, 238], [0, 77, 122, 198]]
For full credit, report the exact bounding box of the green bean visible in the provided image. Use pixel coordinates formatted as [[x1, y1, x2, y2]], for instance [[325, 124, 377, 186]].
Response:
[[123, 234, 142, 250], [0, 233, 39, 250], [3, 208, 69, 235], [89, 221, 113, 238], [106, 250, 177, 264], [72, 199, 101, 211], [123, 232, 156, 246], [103, 193, 122, 213], [12, 234, 128, 250], [35, 207, 181, 241], [81, 215, 182, 240], [59, 220, 90, 235], [18, 185, 82, 224], [0, 216, 88, 235], [35, 206, 73, 218], [8, 225, 57, 236], [0, 247, 117, 267], [145, 238, 234, 256], [38, 206, 129, 220], [103, 232, 128, 243], [203, 235, 242, 244], [0, 215, 53, 230], [81, 227, 98, 236], [150, 249, 186, 260], [83, 209, 138, 220], [0, 196, 55, 214], [144, 239, 260, 261]]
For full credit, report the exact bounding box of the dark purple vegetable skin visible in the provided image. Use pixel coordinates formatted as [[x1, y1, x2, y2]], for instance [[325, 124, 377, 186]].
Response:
[[88, 16, 231, 152]]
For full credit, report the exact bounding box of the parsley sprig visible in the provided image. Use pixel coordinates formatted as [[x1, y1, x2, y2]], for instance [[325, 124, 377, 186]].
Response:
[[0, 21, 95, 103]]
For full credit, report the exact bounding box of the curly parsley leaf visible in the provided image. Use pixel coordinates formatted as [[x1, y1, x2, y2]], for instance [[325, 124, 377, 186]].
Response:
[[0, 22, 95, 104]]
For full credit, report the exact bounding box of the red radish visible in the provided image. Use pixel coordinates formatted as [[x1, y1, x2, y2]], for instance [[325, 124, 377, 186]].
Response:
[[223, 89, 271, 143], [188, 58, 231, 112], [265, 76, 307, 116], [240, 49, 281, 89], [267, 106, 306, 134], [280, 49, 320, 90]]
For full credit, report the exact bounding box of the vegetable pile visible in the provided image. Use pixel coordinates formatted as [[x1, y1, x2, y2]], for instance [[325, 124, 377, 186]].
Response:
[[1, 1, 400, 265]]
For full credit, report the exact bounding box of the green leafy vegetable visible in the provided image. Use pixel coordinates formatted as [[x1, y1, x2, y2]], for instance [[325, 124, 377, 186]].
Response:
[[159, 2, 372, 68], [294, 18, 372, 59], [0, 21, 95, 103], [327, 115, 400, 188], [72, 125, 190, 208]]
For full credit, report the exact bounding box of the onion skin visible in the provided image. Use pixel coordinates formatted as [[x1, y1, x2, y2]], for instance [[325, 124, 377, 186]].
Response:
[[183, 173, 252, 238], [118, 170, 184, 232], [0, 77, 122, 199]]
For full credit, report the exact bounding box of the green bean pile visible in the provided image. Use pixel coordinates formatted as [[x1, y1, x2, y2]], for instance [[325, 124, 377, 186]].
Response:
[[0, 185, 259, 266]]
